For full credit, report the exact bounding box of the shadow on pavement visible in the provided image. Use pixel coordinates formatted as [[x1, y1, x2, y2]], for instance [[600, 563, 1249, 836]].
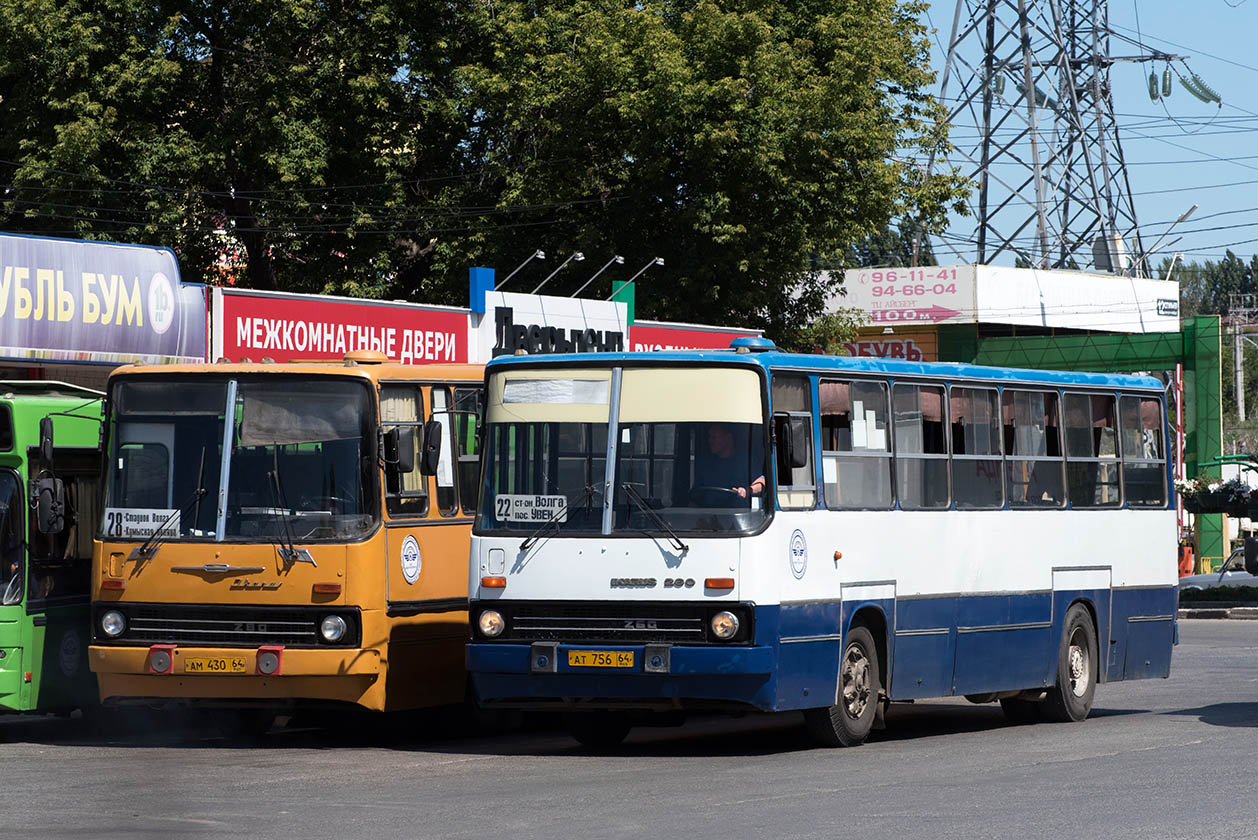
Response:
[[0, 697, 1151, 755], [1166, 702, 1258, 728]]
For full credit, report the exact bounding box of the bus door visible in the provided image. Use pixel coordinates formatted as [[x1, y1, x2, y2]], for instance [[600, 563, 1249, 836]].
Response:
[[0, 468, 26, 711], [23, 449, 99, 711], [381, 383, 483, 708]]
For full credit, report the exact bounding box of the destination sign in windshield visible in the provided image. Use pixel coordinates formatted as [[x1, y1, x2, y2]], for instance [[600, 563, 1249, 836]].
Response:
[[494, 495, 568, 523]]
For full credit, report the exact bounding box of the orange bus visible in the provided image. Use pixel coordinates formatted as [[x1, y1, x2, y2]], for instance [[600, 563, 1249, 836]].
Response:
[[89, 353, 483, 722]]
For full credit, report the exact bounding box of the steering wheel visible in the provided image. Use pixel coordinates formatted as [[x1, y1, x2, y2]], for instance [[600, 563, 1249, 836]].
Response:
[[689, 485, 743, 507]]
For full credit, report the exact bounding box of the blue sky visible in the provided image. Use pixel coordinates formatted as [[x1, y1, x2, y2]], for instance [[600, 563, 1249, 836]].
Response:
[[920, 1, 1258, 272]]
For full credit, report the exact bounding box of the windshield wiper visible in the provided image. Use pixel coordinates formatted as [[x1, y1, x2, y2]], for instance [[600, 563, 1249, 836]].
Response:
[[268, 449, 316, 568], [130, 447, 208, 562], [620, 482, 688, 554], [519, 485, 594, 551]]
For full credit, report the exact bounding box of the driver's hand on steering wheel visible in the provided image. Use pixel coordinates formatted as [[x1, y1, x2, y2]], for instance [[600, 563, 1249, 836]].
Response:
[[735, 486, 748, 498]]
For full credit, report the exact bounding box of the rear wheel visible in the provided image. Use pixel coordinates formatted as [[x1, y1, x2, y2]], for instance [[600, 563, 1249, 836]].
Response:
[[1043, 604, 1098, 723], [803, 625, 879, 747], [566, 712, 631, 749]]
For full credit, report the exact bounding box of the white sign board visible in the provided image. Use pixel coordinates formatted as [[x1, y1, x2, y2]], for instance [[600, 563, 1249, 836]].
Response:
[[838, 266, 975, 327], [103, 508, 179, 539], [832, 264, 1180, 334], [493, 494, 568, 523]]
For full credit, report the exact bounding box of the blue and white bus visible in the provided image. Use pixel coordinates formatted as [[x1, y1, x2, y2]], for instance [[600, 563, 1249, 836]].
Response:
[[466, 338, 1176, 747]]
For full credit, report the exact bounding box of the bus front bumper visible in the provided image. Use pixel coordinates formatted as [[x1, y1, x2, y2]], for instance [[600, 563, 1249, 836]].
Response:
[[89, 644, 381, 705], [467, 642, 777, 711]]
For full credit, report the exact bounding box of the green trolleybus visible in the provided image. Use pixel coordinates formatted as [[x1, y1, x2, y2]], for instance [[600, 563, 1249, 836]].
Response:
[[0, 382, 103, 715]]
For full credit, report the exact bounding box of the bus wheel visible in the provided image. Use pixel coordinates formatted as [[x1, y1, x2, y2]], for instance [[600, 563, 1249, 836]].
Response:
[[999, 697, 1042, 725], [1043, 604, 1097, 723], [804, 626, 879, 747], [566, 712, 631, 749]]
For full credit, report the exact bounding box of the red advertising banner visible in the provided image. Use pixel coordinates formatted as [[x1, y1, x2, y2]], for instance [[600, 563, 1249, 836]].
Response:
[[215, 289, 469, 364], [629, 322, 758, 352]]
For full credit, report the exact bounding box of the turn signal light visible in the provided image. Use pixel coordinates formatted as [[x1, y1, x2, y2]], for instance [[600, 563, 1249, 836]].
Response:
[[481, 576, 507, 589], [705, 578, 735, 590], [100, 579, 126, 591], [312, 582, 342, 595]]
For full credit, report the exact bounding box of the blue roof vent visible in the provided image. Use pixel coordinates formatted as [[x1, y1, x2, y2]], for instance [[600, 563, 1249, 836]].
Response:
[[730, 336, 776, 353]]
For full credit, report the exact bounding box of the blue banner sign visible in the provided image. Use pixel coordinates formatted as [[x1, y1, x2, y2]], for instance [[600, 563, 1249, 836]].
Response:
[[0, 234, 207, 364]]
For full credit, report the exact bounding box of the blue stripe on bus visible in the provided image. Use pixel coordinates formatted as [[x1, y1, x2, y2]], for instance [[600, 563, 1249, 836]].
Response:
[[466, 586, 1176, 713]]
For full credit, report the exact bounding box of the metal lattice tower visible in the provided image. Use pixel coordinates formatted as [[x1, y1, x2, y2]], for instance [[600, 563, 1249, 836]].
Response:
[[933, 0, 1171, 274]]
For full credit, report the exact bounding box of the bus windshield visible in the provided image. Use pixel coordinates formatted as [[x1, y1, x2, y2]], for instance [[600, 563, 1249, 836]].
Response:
[[103, 376, 377, 542], [478, 365, 768, 537]]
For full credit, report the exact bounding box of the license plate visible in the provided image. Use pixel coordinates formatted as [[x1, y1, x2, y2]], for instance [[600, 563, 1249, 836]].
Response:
[[183, 656, 248, 674], [567, 650, 634, 668]]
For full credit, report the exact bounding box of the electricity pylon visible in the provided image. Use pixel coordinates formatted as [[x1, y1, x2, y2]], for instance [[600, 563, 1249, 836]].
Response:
[[929, 0, 1181, 275]]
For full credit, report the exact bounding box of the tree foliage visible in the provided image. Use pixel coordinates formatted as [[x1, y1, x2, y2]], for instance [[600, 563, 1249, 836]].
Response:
[[0, 0, 964, 329]]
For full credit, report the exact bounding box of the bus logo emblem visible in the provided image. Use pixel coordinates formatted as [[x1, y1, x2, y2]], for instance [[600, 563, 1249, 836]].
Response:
[[789, 529, 808, 579], [401, 535, 422, 584]]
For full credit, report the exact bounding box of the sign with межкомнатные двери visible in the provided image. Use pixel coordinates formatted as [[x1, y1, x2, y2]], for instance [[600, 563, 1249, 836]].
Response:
[[0, 233, 208, 364]]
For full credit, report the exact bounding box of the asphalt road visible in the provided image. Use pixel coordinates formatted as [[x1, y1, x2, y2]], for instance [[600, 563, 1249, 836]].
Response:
[[2, 619, 1256, 840]]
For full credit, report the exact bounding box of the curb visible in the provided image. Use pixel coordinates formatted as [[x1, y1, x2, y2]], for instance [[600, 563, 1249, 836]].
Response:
[[1179, 607, 1258, 620]]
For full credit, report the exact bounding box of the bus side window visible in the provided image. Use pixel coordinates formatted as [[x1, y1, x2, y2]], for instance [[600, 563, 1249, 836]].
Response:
[[454, 387, 484, 514], [0, 471, 22, 605], [1121, 395, 1166, 507], [950, 386, 1003, 509], [1064, 392, 1121, 507], [819, 379, 892, 509], [381, 384, 429, 517], [431, 388, 460, 516], [893, 383, 949, 509], [772, 375, 815, 509], [1003, 389, 1065, 507]]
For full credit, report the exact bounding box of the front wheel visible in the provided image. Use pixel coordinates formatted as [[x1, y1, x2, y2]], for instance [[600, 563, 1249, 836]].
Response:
[[1042, 604, 1098, 723], [803, 625, 879, 747]]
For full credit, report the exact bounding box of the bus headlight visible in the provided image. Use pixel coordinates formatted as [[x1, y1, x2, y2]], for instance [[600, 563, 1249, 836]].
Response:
[[478, 610, 505, 638], [101, 610, 126, 638], [320, 615, 347, 643], [710, 611, 740, 640]]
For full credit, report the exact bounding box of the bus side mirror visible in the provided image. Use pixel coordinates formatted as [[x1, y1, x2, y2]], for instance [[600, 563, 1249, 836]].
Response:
[[1245, 537, 1258, 576], [420, 419, 442, 476], [383, 427, 415, 474], [777, 416, 809, 470], [32, 477, 65, 535], [39, 416, 54, 467]]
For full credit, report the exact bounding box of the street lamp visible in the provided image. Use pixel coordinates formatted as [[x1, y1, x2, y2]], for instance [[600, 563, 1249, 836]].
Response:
[[606, 257, 664, 300], [1135, 204, 1197, 277], [531, 251, 585, 294], [494, 249, 546, 290], [570, 255, 624, 298]]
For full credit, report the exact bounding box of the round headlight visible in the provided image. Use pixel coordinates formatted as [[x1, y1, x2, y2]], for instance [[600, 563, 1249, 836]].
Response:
[[710, 610, 740, 640], [320, 615, 347, 643], [478, 610, 505, 638], [101, 610, 126, 638]]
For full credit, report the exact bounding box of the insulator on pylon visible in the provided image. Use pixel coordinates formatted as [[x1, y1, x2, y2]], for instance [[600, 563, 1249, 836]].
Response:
[[994, 74, 1005, 96], [1162, 67, 1172, 97], [1192, 73, 1222, 105], [1148, 72, 1160, 100]]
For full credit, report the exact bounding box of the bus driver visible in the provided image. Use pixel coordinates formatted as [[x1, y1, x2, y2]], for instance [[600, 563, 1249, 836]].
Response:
[[694, 422, 765, 505]]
